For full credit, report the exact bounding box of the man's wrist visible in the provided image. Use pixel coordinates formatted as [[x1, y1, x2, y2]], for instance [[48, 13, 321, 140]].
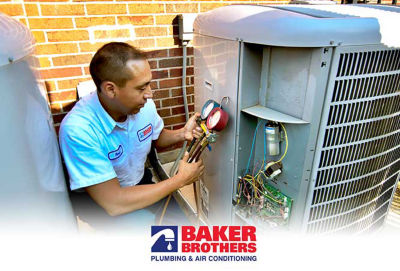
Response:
[[179, 127, 186, 142]]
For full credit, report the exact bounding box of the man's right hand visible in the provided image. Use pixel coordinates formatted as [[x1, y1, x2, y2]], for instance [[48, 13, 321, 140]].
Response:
[[176, 152, 204, 187]]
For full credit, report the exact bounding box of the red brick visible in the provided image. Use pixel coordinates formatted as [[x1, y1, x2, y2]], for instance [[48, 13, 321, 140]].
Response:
[[72, 0, 109, 2], [157, 108, 171, 117], [45, 80, 57, 92], [166, 4, 198, 13], [50, 103, 62, 114], [128, 4, 164, 14], [118, 16, 153, 26], [150, 81, 159, 90], [32, 31, 45, 43], [25, 3, 39, 16], [200, 3, 227, 13], [169, 48, 183, 57], [148, 60, 158, 69], [135, 27, 168, 38], [94, 29, 130, 39], [24, 0, 69, 2], [156, 37, 177, 48], [171, 88, 182, 97], [170, 67, 194, 78], [47, 30, 89, 42], [29, 18, 74, 29], [52, 54, 92, 66], [0, 4, 24, 16], [18, 18, 28, 26], [186, 86, 194, 95], [145, 49, 168, 59], [155, 15, 178, 25], [152, 70, 168, 80], [79, 42, 108, 53], [171, 104, 194, 115], [40, 67, 82, 79], [87, 4, 127, 15], [159, 58, 182, 68], [153, 89, 169, 99], [161, 97, 184, 107], [163, 115, 187, 126], [84, 66, 90, 75], [75, 17, 115, 28], [38, 57, 51, 68], [40, 4, 84, 16], [58, 77, 91, 90], [159, 78, 181, 89], [35, 43, 79, 55], [128, 39, 156, 49], [48, 90, 77, 103]]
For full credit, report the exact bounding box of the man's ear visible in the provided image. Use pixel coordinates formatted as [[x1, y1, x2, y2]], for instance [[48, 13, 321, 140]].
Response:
[[101, 81, 117, 99]]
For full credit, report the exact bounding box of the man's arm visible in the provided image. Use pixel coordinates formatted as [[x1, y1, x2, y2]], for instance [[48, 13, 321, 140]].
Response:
[[85, 152, 203, 216], [155, 112, 202, 150]]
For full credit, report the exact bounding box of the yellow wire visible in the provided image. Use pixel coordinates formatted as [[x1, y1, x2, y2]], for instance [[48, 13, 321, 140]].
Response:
[[242, 178, 282, 204], [277, 123, 288, 163]]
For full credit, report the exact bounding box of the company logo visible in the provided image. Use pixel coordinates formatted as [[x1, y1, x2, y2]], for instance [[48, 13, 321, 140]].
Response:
[[151, 226, 178, 253], [108, 145, 123, 160], [137, 124, 153, 142]]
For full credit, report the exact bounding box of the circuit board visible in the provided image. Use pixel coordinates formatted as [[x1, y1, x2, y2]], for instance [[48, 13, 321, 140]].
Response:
[[235, 178, 293, 228]]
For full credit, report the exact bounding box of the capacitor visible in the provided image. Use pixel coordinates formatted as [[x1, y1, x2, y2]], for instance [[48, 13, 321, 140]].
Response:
[[265, 123, 280, 156]]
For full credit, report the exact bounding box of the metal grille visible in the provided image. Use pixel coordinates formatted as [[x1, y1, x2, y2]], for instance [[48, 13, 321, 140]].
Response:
[[306, 47, 400, 234]]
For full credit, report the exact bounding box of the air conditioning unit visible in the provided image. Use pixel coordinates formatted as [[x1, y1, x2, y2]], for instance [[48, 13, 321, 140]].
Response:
[[0, 13, 76, 233], [193, 4, 400, 234]]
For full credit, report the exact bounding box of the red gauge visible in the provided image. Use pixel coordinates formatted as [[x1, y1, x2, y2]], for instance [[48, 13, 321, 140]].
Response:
[[206, 107, 229, 131]]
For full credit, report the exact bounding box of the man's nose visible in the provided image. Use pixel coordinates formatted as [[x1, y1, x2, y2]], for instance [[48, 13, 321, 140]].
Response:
[[144, 87, 153, 99]]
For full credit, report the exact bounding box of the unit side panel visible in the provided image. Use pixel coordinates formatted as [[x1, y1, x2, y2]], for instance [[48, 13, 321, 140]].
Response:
[[194, 34, 239, 224]]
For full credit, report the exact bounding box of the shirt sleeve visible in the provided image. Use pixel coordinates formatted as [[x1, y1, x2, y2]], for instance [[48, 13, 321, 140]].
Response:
[[59, 124, 117, 191], [149, 99, 164, 140]]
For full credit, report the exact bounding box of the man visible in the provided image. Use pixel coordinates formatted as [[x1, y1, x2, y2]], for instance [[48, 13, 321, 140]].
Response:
[[59, 42, 204, 230]]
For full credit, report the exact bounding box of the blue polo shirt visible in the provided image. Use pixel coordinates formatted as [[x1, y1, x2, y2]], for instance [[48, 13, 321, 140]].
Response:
[[59, 92, 164, 190]]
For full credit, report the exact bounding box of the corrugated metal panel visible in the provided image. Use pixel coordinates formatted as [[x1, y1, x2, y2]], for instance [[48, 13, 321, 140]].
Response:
[[306, 46, 400, 234]]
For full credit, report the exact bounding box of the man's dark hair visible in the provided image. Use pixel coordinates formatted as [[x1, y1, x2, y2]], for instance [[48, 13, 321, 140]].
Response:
[[89, 42, 147, 92]]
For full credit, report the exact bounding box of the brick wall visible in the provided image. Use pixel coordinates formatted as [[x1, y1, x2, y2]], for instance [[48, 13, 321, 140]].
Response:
[[0, 1, 297, 140]]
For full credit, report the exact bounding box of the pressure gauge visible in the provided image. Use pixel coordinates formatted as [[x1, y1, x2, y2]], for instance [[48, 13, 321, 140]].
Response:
[[201, 99, 220, 120], [206, 107, 229, 131]]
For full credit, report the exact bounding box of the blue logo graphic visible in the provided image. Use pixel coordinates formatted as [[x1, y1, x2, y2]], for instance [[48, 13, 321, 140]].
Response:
[[137, 124, 153, 142], [151, 226, 178, 253], [108, 145, 123, 160]]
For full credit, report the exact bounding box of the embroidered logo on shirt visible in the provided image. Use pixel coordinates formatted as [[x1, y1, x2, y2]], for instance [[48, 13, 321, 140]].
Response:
[[137, 124, 153, 142], [108, 145, 123, 160]]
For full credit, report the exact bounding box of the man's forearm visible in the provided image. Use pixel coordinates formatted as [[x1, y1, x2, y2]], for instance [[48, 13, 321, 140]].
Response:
[[155, 128, 185, 149], [87, 174, 186, 216]]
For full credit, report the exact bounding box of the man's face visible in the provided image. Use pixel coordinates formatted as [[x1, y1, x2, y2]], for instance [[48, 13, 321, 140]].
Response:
[[115, 59, 153, 115]]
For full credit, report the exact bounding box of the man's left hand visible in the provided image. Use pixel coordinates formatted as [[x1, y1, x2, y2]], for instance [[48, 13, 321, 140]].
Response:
[[183, 112, 203, 141]]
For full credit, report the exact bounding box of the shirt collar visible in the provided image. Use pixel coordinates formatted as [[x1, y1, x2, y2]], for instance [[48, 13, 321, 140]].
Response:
[[92, 92, 119, 135]]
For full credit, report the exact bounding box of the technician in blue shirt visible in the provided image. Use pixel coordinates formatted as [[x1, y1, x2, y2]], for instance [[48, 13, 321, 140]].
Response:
[[59, 42, 204, 229]]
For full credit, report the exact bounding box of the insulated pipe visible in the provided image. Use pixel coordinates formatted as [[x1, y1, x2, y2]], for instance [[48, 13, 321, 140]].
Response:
[[170, 41, 189, 176]]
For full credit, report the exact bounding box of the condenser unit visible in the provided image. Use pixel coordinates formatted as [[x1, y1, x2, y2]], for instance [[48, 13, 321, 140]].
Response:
[[193, 4, 400, 234]]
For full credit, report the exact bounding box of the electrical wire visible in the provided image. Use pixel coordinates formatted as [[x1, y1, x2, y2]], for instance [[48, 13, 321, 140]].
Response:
[[245, 121, 262, 174]]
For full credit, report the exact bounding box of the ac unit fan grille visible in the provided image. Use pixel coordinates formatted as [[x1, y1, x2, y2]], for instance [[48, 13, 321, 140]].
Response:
[[307, 48, 400, 234]]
